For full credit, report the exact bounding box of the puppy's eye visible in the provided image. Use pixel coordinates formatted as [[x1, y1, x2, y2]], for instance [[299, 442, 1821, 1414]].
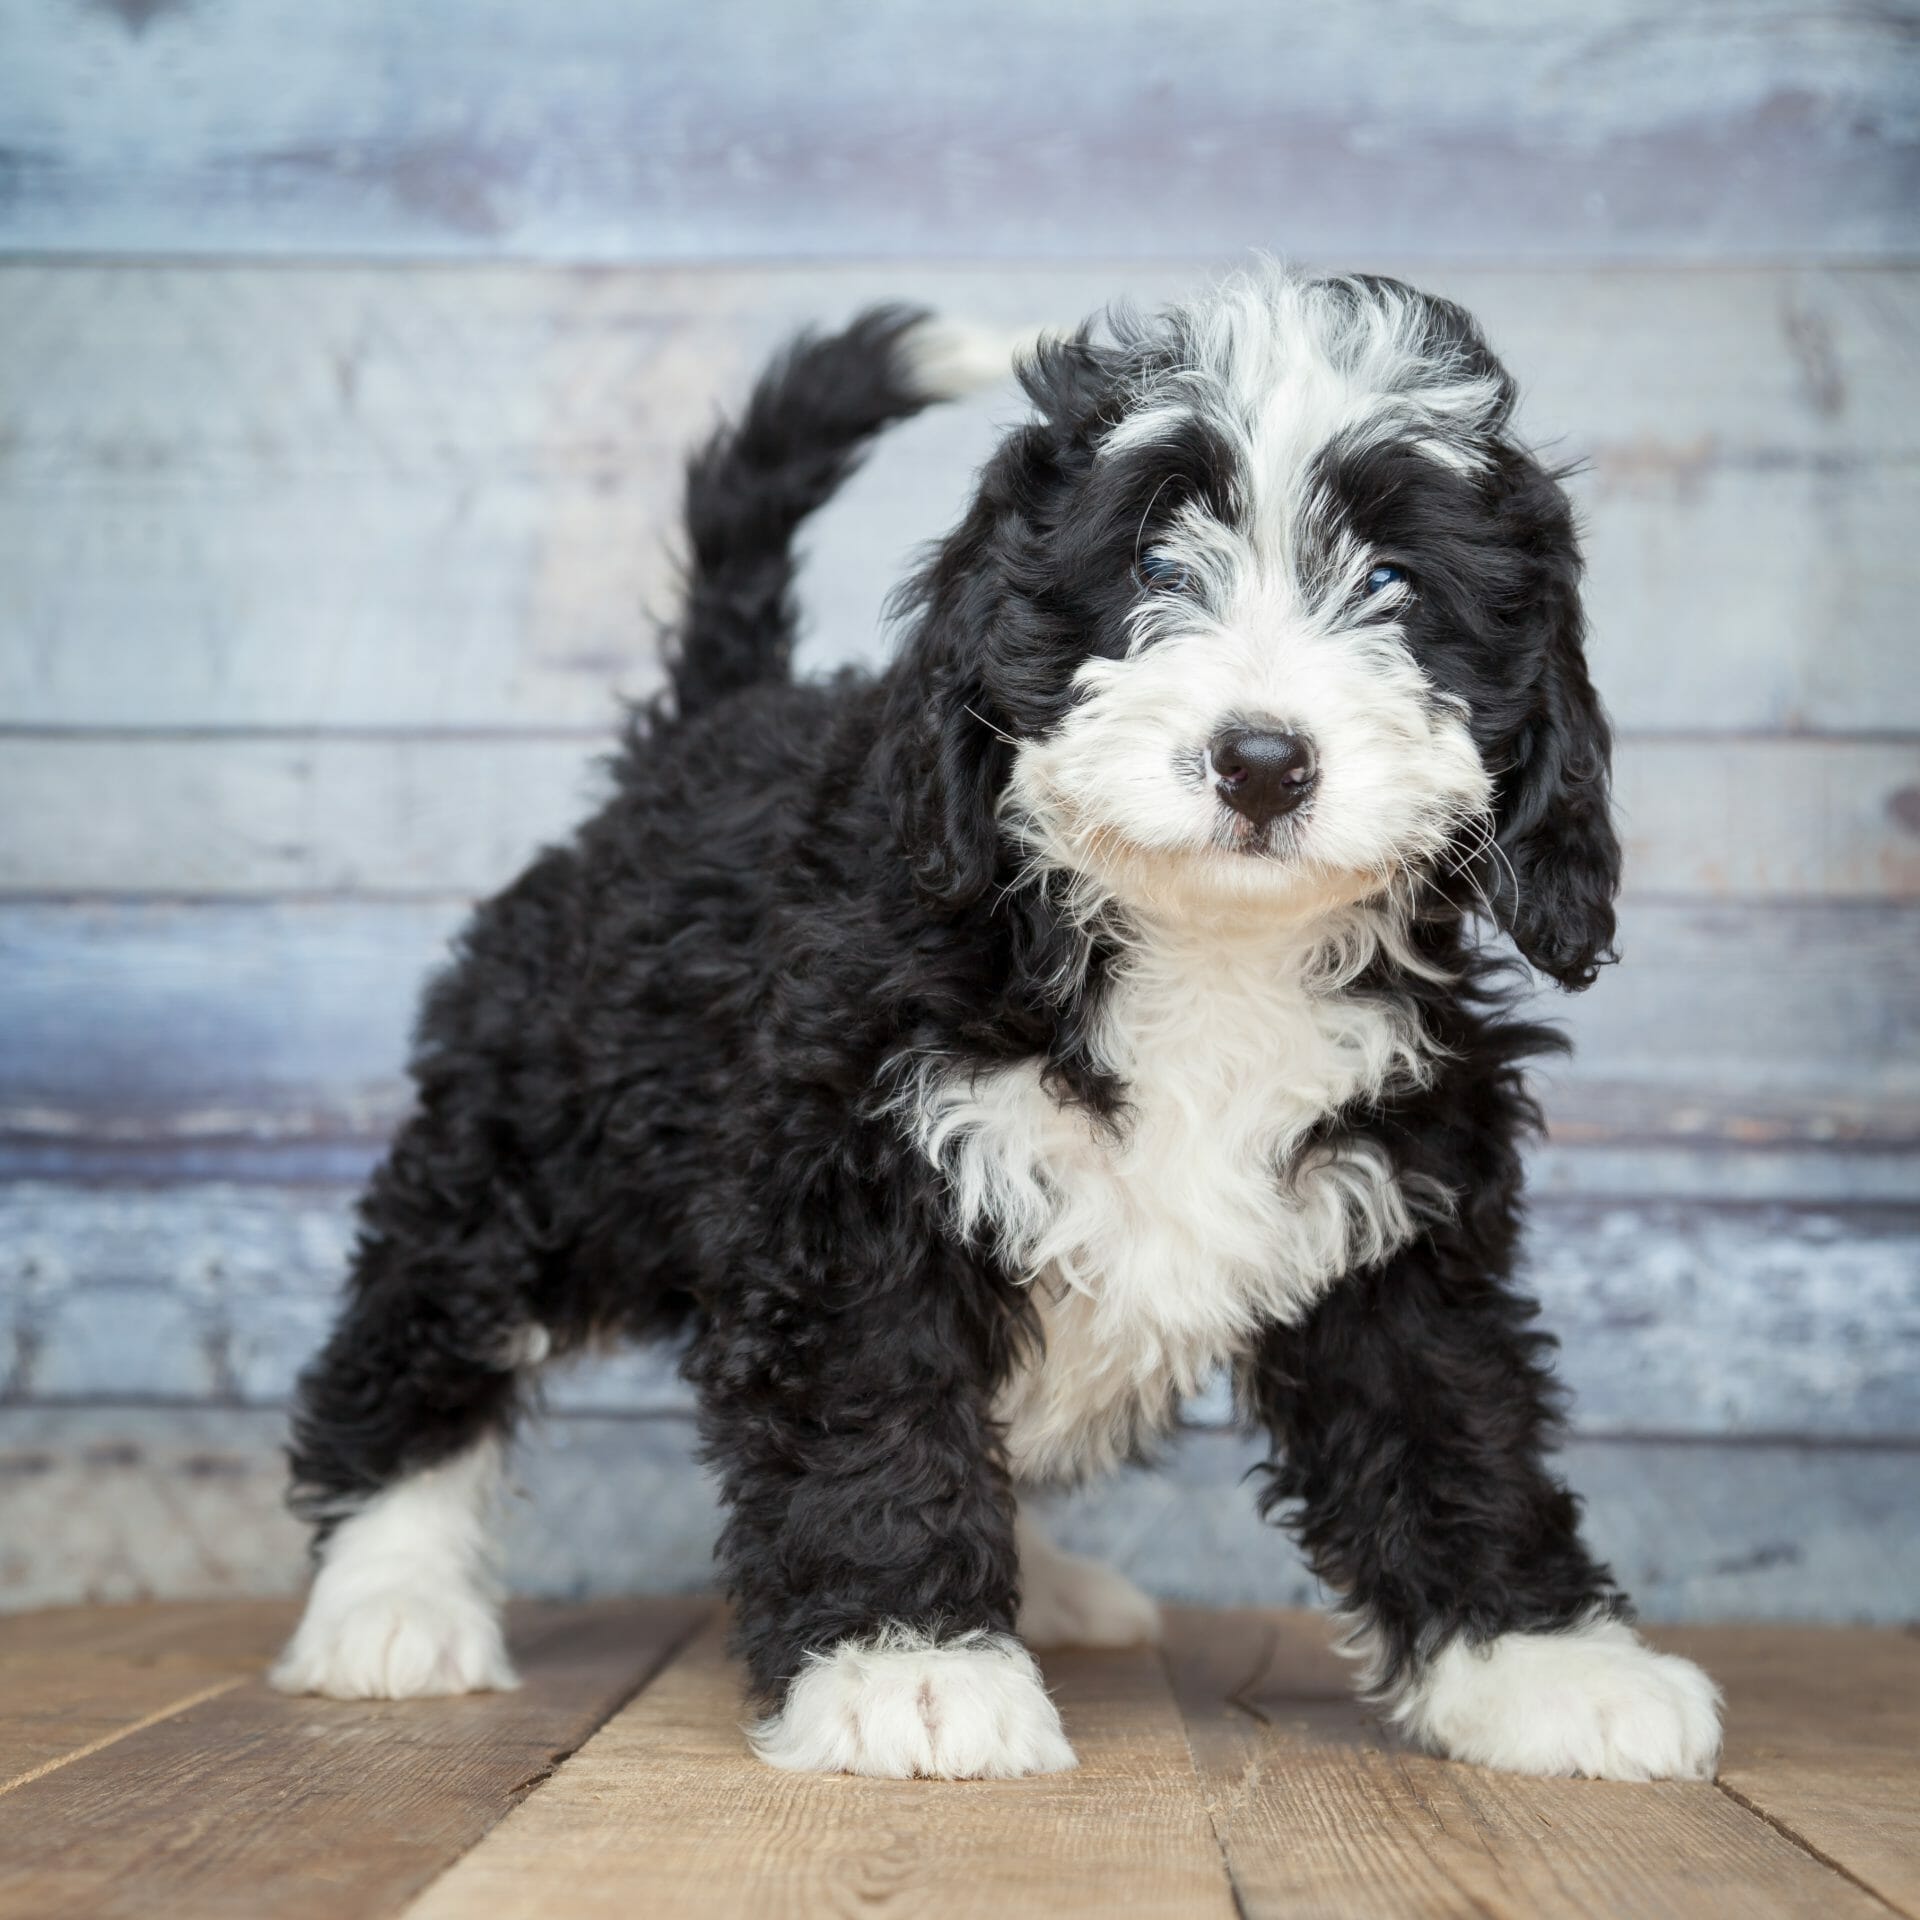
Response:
[[1137, 552, 1194, 594], [1363, 563, 1408, 596]]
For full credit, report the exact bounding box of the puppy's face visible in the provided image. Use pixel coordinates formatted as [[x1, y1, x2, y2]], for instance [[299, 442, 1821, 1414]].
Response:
[[897, 271, 1620, 986]]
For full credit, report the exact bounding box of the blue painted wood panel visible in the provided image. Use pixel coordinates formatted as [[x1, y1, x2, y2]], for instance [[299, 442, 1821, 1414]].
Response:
[[5, 900, 1915, 1161], [3, 1, 1914, 261], [6, 1184, 1917, 1441], [5, 1406, 1916, 1622], [3, 0, 1915, 1617]]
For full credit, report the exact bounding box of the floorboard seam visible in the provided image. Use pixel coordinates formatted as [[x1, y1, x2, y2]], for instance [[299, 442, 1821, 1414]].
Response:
[[0, 1674, 244, 1797], [1712, 1777, 1906, 1916], [1154, 1641, 1252, 1919], [398, 1600, 715, 1916]]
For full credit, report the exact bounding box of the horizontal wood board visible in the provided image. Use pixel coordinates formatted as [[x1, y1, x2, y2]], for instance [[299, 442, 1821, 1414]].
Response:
[[5, 734, 1917, 900], [5, 1182, 1917, 1442], [1, 262, 1916, 731], [3, 1, 1914, 261], [4, 900, 1913, 1153], [4, 1407, 1916, 1625]]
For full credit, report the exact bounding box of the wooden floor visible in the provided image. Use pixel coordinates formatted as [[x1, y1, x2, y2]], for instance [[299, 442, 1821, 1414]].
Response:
[[0, 1601, 1913, 1918]]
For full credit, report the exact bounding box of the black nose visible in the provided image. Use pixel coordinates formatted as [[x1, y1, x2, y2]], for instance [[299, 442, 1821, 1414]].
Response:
[[1209, 727, 1318, 827]]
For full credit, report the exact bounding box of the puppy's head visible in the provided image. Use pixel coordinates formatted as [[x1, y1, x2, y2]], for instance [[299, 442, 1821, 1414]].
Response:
[[888, 269, 1619, 990]]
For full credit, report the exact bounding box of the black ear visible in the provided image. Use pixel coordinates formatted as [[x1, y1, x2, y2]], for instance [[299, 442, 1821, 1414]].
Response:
[[885, 649, 1010, 912], [882, 334, 1124, 912], [879, 430, 1045, 913], [1488, 485, 1622, 990]]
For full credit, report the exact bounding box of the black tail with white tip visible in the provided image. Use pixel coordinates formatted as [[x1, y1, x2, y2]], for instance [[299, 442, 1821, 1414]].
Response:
[[667, 306, 1024, 720]]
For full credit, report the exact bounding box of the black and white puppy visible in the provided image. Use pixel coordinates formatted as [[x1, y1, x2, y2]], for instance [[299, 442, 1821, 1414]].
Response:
[[273, 268, 1722, 1783]]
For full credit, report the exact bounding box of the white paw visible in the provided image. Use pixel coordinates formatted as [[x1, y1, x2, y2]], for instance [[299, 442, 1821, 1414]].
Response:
[[1395, 1615, 1723, 1781], [751, 1628, 1078, 1779], [1016, 1511, 1161, 1650], [271, 1442, 516, 1701], [271, 1581, 518, 1700]]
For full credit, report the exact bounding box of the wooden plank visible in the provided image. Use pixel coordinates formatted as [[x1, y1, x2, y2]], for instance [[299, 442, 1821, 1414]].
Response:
[[1, 262, 1915, 730], [1161, 1608, 1897, 1919], [1528, 1141, 1920, 1209], [3, 900, 1912, 1156], [7, 1183, 1917, 1441], [0, 1602, 291, 1794], [6, 735, 1916, 901], [0, 1598, 292, 1666], [1665, 1623, 1920, 1918], [0, 1406, 728, 1618], [6, 1408, 1919, 1627], [11, 1130, 1920, 1204], [1525, 1202, 1920, 1441], [0, 1597, 709, 1920], [0, 1664, 246, 1796], [398, 1611, 1235, 1920], [1040, 1432, 1920, 1629], [2, 1, 1911, 260]]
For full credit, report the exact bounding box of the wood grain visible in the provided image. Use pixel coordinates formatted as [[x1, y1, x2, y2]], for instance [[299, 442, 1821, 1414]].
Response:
[[2, 262, 1914, 730], [0, 1663, 243, 1796], [0, 1604, 1912, 1920], [3, 1, 1911, 260], [1161, 1608, 1892, 1920], [7, 1183, 1917, 1441], [0, 1603, 292, 1791], [0, 1597, 709, 1920], [6, 734, 1916, 900], [400, 1611, 1236, 1920], [0, 1598, 294, 1665], [7, 1406, 1919, 1627], [1663, 1623, 1920, 1917]]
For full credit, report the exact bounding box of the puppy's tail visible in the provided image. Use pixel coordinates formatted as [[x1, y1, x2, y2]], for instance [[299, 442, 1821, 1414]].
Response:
[[669, 306, 1029, 718]]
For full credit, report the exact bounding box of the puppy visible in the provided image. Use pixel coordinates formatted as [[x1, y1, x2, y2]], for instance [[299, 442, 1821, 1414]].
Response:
[[272, 269, 1722, 1783]]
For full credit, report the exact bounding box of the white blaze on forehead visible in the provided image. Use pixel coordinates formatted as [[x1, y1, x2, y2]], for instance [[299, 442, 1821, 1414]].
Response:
[[1103, 268, 1506, 482]]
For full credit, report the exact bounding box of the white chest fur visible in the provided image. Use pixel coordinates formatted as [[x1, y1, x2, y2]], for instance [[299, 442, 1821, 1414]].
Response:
[[903, 927, 1432, 1484]]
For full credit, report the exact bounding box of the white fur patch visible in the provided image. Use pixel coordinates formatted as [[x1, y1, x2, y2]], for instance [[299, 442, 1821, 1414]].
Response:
[[1016, 1505, 1160, 1649], [751, 1628, 1077, 1778], [1391, 1615, 1724, 1781], [270, 1439, 517, 1701], [902, 918, 1433, 1482]]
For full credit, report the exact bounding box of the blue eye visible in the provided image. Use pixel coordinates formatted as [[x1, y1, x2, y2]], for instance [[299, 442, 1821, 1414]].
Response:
[[1138, 552, 1193, 593], [1363, 563, 1407, 596]]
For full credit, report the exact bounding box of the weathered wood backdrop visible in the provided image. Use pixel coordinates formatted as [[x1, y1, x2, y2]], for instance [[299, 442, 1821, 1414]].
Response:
[[2, 1, 1917, 1618]]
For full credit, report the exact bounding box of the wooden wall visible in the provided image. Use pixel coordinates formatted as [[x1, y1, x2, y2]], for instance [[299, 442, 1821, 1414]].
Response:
[[3, 0, 1917, 1617]]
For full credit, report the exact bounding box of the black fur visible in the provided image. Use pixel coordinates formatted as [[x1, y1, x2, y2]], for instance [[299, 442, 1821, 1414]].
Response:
[[288, 279, 1628, 1718], [1249, 931, 1626, 1701]]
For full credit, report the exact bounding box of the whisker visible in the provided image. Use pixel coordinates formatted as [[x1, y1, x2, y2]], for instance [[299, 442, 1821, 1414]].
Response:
[[962, 703, 1023, 751]]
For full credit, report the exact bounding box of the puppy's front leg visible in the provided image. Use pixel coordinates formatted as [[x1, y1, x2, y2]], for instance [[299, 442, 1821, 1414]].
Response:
[[695, 1282, 1075, 1780], [1246, 1243, 1722, 1781]]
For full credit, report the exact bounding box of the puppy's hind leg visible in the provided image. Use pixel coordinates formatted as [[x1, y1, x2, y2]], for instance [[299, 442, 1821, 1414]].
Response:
[[272, 1123, 553, 1701], [1015, 1502, 1161, 1650]]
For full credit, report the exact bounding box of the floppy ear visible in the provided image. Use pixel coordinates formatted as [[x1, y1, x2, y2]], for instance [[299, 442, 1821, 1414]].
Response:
[[883, 335, 1126, 912], [1488, 509, 1622, 991], [879, 437, 1034, 913], [885, 647, 1010, 912]]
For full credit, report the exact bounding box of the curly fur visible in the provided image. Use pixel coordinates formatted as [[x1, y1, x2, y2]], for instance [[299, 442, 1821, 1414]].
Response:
[[279, 269, 1716, 1781]]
